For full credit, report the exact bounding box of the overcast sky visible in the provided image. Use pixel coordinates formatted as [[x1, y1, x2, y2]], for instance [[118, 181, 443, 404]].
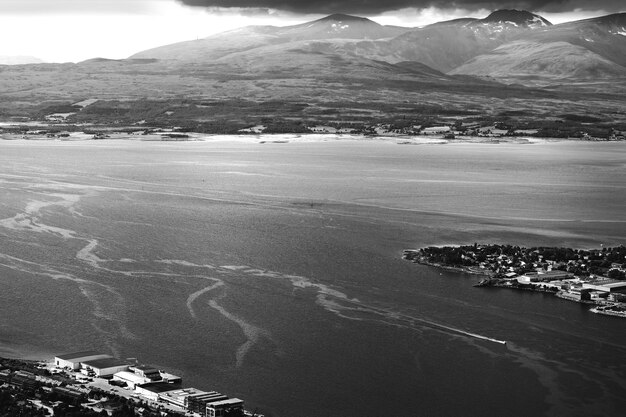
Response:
[[0, 0, 622, 63]]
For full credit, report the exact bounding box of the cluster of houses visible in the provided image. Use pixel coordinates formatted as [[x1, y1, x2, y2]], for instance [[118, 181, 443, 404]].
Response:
[[0, 368, 62, 391], [459, 247, 626, 303], [405, 244, 626, 306], [54, 351, 245, 417]]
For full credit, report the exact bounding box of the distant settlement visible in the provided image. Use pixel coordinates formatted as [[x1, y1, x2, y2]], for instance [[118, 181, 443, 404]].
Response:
[[403, 244, 626, 318]]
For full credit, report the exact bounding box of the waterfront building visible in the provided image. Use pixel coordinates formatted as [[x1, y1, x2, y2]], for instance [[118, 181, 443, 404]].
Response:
[[130, 365, 161, 381], [157, 387, 209, 408], [206, 398, 244, 417], [54, 351, 111, 370], [158, 370, 182, 384], [134, 381, 182, 402], [582, 278, 626, 293], [518, 271, 573, 283], [608, 293, 626, 302], [557, 287, 592, 301], [112, 371, 153, 389], [158, 387, 203, 408], [81, 358, 129, 377], [187, 391, 228, 415]]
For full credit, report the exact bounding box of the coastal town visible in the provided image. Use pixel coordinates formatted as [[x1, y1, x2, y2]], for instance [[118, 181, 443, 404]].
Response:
[[403, 244, 626, 317], [0, 352, 256, 417]]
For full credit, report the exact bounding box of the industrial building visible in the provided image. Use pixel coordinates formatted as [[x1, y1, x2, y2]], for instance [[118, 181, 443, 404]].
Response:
[[54, 351, 111, 370], [130, 365, 161, 381], [134, 381, 183, 402], [158, 370, 182, 384], [81, 358, 129, 377], [206, 398, 244, 417], [187, 391, 229, 414], [518, 271, 573, 283], [157, 387, 208, 408], [52, 350, 247, 416], [114, 366, 182, 388], [582, 278, 626, 293], [112, 371, 152, 389]]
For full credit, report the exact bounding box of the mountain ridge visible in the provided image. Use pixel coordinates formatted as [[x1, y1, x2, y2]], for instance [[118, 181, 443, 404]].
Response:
[[128, 9, 626, 81]]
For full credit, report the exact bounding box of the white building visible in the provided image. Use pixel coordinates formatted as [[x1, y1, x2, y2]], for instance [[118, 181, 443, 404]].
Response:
[[135, 382, 181, 402], [55, 351, 111, 370], [159, 370, 182, 384], [112, 371, 152, 389], [158, 387, 206, 408], [583, 279, 626, 293], [518, 271, 572, 283]]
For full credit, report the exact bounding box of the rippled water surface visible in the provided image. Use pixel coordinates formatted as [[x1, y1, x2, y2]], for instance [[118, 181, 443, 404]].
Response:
[[0, 139, 625, 417]]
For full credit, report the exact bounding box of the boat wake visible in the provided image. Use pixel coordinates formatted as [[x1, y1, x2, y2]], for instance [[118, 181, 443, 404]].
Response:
[[216, 264, 507, 346]]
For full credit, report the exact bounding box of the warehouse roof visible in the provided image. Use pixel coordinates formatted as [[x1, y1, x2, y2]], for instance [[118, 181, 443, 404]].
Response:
[[82, 358, 129, 369], [207, 398, 244, 407], [138, 382, 182, 394], [113, 371, 150, 384]]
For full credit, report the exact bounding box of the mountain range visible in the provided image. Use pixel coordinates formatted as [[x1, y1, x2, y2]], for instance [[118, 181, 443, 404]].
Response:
[[131, 9, 626, 80], [0, 9, 624, 134]]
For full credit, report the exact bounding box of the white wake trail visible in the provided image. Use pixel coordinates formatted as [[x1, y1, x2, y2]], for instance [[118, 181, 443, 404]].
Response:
[[218, 264, 507, 345]]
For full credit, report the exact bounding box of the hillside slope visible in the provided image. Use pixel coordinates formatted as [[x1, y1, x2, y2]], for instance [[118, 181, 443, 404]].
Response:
[[450, 40, 626, 78], [131, 14, 409, 61], [451, 13, 626, 79]]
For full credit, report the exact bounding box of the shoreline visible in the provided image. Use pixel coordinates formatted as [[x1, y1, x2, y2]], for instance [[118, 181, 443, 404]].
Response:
[[408, 258, 493, 276], [0, 131, 621, 145], [0, 342, 55, 362]]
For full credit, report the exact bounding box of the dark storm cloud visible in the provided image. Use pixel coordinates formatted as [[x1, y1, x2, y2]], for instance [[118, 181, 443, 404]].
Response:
[[177, 0, 624, 15]]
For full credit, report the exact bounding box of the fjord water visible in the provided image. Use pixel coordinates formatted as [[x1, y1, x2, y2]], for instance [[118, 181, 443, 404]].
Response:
[[0, 138, 624, 417]]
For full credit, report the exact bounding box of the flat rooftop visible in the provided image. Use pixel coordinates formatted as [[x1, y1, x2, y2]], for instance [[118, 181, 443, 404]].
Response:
[[55, 351, 108, 361], [82, 358, 129, 369], [159, 371, 181, 380], [207, 398, 244, 407], [525, 271, 572, 277], [138, 382, 182, 394], [189, 392, 227, 402], [133, 365, 159, 372], [586, 280, 626, 288], [160, 388, 205, 398], [114, 371, 149, 384]]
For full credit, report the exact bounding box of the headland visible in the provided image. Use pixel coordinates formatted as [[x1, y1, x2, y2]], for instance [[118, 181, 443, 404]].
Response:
[[403, 244, 626, 318]]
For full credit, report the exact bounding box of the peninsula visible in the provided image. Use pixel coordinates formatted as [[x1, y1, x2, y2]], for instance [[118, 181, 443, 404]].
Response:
[[403, 244, 626, 317]]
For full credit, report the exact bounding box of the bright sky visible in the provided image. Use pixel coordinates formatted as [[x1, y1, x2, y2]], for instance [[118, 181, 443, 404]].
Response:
[[0, 0, 611, 63]]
